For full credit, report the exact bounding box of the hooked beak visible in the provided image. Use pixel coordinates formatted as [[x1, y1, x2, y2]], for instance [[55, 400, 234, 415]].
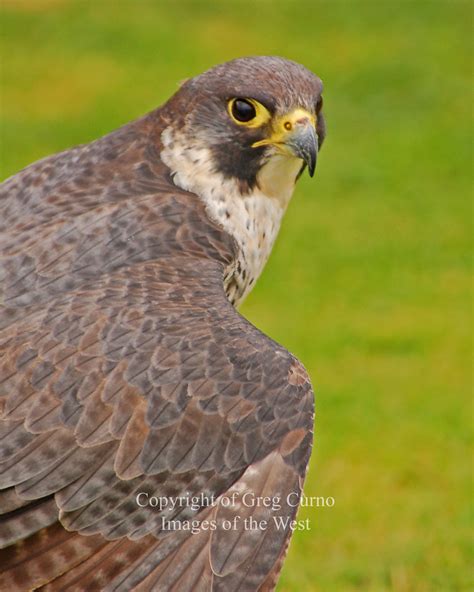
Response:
[[252, 108, 319, 177], [286, 122, 318, 177]]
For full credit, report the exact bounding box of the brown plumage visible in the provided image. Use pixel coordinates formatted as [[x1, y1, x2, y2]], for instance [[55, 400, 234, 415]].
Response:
[[0, 56, 324, 591]]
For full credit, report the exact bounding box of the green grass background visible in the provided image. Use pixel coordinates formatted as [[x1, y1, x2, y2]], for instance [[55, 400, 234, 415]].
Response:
[[0, 1, 471, 590]]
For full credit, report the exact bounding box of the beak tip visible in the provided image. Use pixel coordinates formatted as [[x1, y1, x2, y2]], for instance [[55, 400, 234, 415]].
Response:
[[305, 149, 317, 177]]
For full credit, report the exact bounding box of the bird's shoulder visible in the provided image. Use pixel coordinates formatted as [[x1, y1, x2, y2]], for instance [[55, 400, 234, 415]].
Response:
[[0, 112, 238, 325]]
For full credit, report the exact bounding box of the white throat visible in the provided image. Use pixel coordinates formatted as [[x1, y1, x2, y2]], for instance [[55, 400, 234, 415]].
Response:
[[160, 126, 302, 306]]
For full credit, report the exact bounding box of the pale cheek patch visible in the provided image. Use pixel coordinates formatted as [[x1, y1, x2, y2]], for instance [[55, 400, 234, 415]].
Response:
[[160, 126, 299, 307], [256, 153, 302, 207]]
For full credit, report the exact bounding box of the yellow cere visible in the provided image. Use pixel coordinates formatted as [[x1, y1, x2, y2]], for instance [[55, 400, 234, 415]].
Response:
[[252, 108, 316, 150]]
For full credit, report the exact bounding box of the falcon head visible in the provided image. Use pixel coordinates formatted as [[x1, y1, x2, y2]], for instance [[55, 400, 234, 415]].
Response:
[[161, 56, 325, 197]]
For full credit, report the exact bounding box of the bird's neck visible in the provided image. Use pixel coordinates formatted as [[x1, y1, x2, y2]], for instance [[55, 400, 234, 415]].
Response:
[[160, 126, 300, 307]]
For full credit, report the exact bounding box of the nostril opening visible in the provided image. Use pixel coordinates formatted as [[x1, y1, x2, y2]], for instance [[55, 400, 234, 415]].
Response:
[[284, 121, 292, 131]]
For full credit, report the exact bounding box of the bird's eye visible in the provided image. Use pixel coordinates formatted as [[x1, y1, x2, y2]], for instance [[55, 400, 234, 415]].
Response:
[[227, 98, 271, 128], [316, 96, 323, 114], [230, 99, 257, 123]]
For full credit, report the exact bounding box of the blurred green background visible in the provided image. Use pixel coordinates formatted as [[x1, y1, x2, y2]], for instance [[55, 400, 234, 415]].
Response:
[[1, 1, 471, 590]]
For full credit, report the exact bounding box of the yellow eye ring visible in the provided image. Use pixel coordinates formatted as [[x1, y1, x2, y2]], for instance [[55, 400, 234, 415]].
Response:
[[230, 99, 256, 122], [227, 98, 271, 128]]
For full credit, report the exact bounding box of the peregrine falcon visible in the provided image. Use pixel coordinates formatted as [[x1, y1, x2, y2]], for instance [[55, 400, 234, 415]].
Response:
[[0, 56, 325, 590]]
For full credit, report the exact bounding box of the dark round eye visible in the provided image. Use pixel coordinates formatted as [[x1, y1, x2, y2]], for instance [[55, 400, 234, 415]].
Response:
[[316, 96, 323, 114], [231, 99, 256, 122]]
